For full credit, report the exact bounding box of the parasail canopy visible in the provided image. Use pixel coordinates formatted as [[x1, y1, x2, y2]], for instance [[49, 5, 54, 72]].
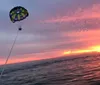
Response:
[[9, 6, 29, 23]]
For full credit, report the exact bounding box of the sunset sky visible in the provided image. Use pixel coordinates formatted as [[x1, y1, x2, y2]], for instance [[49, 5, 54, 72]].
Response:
[[0, 0, 100, 65]]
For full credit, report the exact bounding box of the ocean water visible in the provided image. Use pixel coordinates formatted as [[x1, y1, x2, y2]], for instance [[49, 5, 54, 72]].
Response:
[[0, 55, 100, 85]]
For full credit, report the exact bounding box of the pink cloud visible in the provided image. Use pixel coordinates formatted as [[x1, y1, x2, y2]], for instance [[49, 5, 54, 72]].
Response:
[[1, 50, 63, 65], [41, 4, 100, 23]]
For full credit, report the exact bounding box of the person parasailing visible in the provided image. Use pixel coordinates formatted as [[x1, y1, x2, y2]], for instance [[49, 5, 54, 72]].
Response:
[[0, 6, 29, 79]]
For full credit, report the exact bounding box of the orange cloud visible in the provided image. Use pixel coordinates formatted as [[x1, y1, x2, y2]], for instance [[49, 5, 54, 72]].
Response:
[[64, 45, 100, 55], [0, 49, 63, 65], [62, 29, 100, 50], [0, 58, 5, 65]]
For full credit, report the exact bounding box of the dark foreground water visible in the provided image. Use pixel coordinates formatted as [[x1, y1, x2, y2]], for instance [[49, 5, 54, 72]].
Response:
[[0, 55, 100, 85]]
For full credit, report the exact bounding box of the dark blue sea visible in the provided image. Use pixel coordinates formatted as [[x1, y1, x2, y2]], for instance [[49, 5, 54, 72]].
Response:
[[0, 55, 100, 85]]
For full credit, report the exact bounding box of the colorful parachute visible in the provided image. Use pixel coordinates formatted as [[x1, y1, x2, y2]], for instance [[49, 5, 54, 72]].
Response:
[[9, 6, 29, 23]]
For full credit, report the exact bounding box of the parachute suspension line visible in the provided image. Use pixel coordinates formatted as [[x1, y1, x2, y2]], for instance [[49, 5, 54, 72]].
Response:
[[17, 21, 22, 31], [0, 28, 21, 79]]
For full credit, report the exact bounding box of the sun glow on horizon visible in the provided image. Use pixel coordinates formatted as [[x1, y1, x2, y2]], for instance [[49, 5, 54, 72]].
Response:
[[64, 51, 72, 55], [63, 45, 100, 55]]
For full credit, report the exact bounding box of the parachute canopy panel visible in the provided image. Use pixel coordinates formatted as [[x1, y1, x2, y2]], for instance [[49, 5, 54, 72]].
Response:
[[9, 6, 29, 23]]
